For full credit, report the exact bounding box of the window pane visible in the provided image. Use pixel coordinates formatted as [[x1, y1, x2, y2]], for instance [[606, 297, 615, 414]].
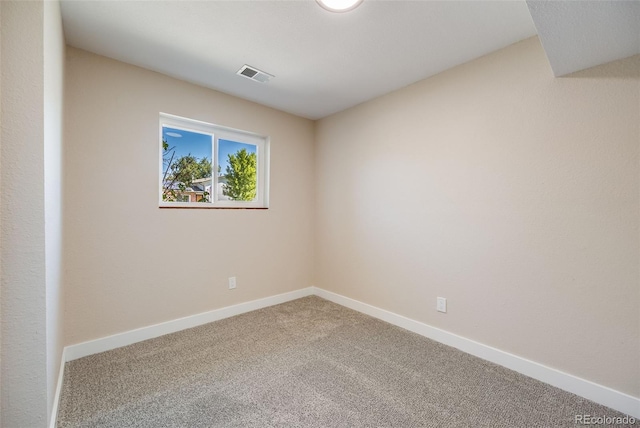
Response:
[[161, 127, 213, 203], [218, 139, 258, 202]]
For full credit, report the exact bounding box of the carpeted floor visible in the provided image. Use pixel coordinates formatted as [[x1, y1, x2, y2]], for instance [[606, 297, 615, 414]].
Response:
[[57, 296, 637, 427]]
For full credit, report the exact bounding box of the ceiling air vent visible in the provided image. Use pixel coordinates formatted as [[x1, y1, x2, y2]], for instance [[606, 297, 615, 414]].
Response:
[[236, 65, 273, 83]]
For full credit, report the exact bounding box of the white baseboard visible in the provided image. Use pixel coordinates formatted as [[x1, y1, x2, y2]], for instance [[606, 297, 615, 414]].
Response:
[[60, 285, 639, 419], [64, 287, 314, 361], [49, 347, 66, 428], [312, 286, 640, 419]]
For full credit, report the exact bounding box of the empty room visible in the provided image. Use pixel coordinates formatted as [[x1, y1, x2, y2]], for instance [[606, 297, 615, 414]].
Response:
[[1, 0, 638, 427]]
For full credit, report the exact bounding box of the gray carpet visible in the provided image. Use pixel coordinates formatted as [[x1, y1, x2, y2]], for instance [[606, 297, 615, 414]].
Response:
[[57, 296, 637, 427]]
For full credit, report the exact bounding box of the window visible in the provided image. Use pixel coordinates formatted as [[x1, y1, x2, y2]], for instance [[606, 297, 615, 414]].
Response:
[[159, 113, 269, 208]]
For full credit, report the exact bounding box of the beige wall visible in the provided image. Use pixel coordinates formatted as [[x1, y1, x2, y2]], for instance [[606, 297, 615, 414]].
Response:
[[44, 0, 66, 422], [315, 38, 639, 397], [0, 2, 3, 422], [1, 1, 49, 426], [63, 48, 315, 345]]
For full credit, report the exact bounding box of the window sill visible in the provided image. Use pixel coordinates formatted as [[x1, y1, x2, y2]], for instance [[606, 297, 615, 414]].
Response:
[[159, 206, 268, 210], [159, 203, 268, 210]]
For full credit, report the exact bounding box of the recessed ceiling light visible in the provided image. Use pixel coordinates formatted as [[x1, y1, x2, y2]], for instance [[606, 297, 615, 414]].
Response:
[[316, 0, 363, 13]]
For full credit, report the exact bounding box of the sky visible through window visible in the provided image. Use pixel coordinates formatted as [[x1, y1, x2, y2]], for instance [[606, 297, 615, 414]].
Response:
[[162, 126, 256, 176]]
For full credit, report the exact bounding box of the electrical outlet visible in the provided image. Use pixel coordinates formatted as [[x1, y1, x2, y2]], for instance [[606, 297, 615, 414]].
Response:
[[228, 277, 236, 290], [437, 297, 447, 313]]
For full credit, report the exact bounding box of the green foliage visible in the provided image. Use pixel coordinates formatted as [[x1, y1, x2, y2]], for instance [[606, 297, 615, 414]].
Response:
[[162, 139, 212, 202], [171, 155, 212, 184], [223, 149, 257, 201]]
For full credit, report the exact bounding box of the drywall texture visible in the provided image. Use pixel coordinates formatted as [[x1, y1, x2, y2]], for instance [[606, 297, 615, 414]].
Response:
[[64, 48, 315, 345], [0, 3, 3, 422], [1, 1, 48, 426], [44, 0, 66, 423], [315, 37, 640, 398]]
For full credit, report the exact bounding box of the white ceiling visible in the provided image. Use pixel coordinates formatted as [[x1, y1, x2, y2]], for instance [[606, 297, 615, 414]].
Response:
[[60, 1, 638, 120], [527, 0, 640, 77]]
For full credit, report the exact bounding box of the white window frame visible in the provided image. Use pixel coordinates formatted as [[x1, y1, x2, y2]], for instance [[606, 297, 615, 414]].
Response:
[[159, 113, 269, 209]]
